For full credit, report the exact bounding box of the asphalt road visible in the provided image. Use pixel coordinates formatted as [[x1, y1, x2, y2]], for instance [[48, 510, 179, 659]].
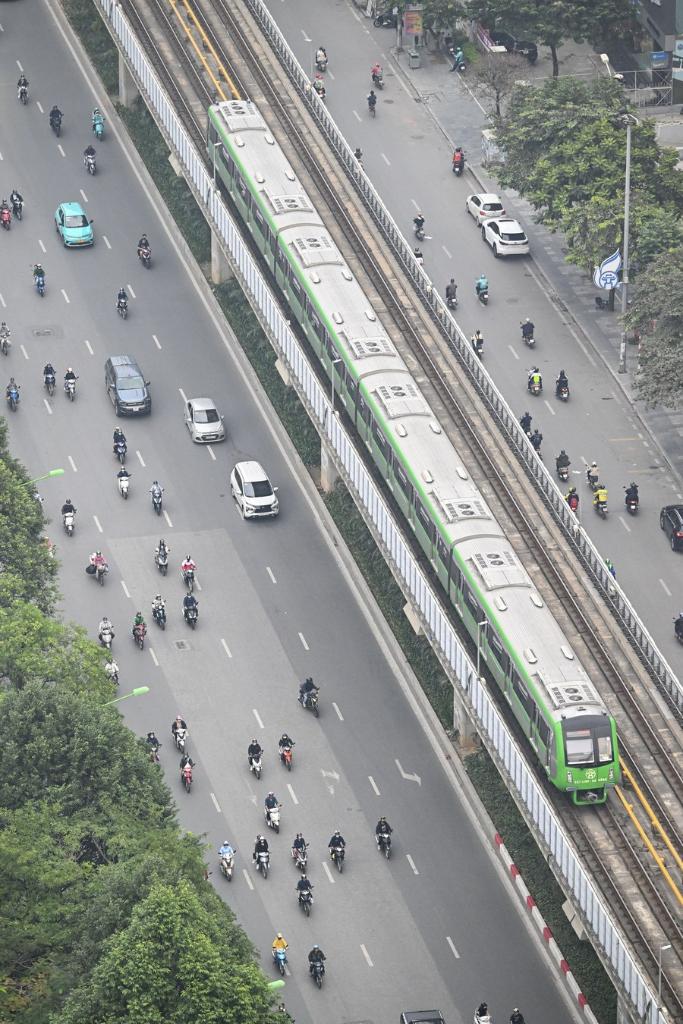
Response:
[[1, 4, 578, 1024], [261, 0, 683, 675]]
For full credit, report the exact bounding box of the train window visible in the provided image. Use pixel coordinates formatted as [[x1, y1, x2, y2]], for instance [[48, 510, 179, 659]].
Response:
[[372, 421, 390, 459], [564, 727, 594, 765], [276, 246, 287, 268], [254, 208, 265, 232], [489, 630, 509, 673], [395, 461, 412, 499], [310, 311, 325, 343], [511, 670, 534, 719], [537, 715, 551, 749], [462, 583, 481, 619], [346, 376, 357, 400], [236, 175, 249, 202], [264, 226, 275, 252], [358, 396, 372, 425], [415, 499, 436, 542], [290, 276, 302, 300], [226, 153, 235, 176], [208, 122, 218, 147]]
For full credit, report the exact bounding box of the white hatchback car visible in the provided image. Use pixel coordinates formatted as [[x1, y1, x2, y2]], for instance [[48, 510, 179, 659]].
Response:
[[481, 217, 529, 257], [184, 397, 225, 443], [466, 193, 506, 224], [230, 460, 279, 519]]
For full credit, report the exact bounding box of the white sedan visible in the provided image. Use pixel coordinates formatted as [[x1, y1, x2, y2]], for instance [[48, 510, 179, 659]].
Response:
[[481, 217, 530, 258], [184, 397, 225, 443], [466, 193, 506, 224]]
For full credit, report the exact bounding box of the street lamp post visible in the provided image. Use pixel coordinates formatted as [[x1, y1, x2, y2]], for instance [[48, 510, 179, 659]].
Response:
[[327, 356, 342, 428], [658, 943, 672, 1005], [211, 140, 224, 187], [618, 112, 638, 374], [104, 686, 150, 706], [29, 468, 65, 484], [476, 619, 488, 678]]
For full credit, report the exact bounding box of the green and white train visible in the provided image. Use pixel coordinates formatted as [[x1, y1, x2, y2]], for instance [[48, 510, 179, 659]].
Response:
[[208, 100, 620, 804]]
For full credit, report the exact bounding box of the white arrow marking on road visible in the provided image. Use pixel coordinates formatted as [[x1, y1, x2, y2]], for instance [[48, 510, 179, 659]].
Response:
[[321, 769, 339, 781], [360, 944, 374, 967], [287, 783, 298, 805], [242, 868, 254, 890], [322, 861, 335, 884], [210, 792, 221, 813], [395, 759, 421, 785], [446, 935, 460, 959]]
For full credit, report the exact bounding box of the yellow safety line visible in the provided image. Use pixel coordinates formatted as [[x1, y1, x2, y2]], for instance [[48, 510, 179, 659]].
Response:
[[619, 760, 683, 873], [614, 784, 683, 906], [168, 0, 240, 101]]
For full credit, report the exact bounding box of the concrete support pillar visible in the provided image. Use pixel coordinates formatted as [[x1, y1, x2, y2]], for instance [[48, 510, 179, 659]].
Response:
[[403, 601, 423, 636], [275, 358, 291, 387], [168, 152, 183, 177], [452, 678, 480, 751], [118, 53, 139, 107], [320, 441, 340, 493], [211, 233, 233, 285]]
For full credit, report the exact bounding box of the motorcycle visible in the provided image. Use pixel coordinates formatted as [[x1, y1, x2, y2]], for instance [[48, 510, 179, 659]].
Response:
[[521, 325, 535, 348], [93, 116, 105, 140], [316, 53, 328, 72], [472, 335, 484, 359], [280, 745, 293, 771], [114, 439, 127, 464], [556, 384, 569, 401], [265, 804, 281, 833], [273, 949, 287, 976], [414, 222, 425, 242], [673, 618, 683, 645], [6, 385, 20, 411], [184, 604, 198, 629], [11, 198, 23, 221], [624, 491, 639, 515], [63, 510, 75, 537], [133, 623, 146, 649], [299, 688, 319, 717], [118, 474, 130, 499], [0, 330, 11, 356], [138, 245, 152, 269], [310, 960, 325, 988], [104, 659, 119, 684], [64, 377, 77, 401], [44, 372, 55, 395], [151, 486, 163, 515], [181, 763, 193, 793], [117, 297, 128, 320], [152, 603, 166, 630], [452, 156, 465, 177], [219, 850, 235, 880], [371, 69, 384, 89], [156, 548, 169, 575], [376, 832, 392, 859], [446, 294, 458, 310], [50, 114, 62, 137], [99, 626, 114, 649], [1, 208, 12, 231], [557, 463, 569, 483], [476, 285, 489, 306], [450, 48, 467, 72], [474, 1011, 493, 1024], [95, 562, 109, 586], [249, 754, 262, 780], [298, 889, 313, 916], [593, 498, 608, 520], [255, 849, 270, 878], [18, 85, 28, 105], [373, 10, 397, 26], [183, 568, 195, 592], [528, 378, 542, 397], [175, 727, 188, 752], [292, 847, 307, 872], [85, 153, 96, 175], [329, 845, 345, 873], [35, 273, 45, 297]]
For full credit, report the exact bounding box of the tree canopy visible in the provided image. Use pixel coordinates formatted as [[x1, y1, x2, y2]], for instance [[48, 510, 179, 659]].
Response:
[[624, 249, 683, 409]]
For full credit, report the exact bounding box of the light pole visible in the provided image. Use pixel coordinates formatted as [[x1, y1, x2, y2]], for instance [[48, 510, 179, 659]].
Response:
[[29, 468, 65, 484], [104, 686, 150, 706], [476, 619, 488, 678], [210, 140, 224, 187], [658, 943, 672, 1005], [327, 356, 342, 428], [617, 111, 638, 374]]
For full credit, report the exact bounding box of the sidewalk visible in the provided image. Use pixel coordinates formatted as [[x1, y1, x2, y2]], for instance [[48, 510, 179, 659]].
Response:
[[390, 41, 683, 483]]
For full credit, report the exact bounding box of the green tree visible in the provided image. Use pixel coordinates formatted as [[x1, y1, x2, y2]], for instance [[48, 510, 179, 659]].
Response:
[[52, 880, 275, 1024], [624, 249, 683, 409], [420, 0, 465, 39]]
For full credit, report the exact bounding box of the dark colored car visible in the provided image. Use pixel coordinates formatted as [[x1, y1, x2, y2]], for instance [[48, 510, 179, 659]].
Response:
[[105, 355, 151, 416], [660, 504, 683, 551], [489, 30, 538, 64]]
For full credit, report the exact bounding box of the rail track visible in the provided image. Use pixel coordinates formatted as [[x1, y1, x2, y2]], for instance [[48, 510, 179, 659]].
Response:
[[115, 0, 683, 1011]]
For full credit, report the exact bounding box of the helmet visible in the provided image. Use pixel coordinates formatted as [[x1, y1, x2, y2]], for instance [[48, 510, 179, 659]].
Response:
[[268, 791, 274, 797], [591, 461, 597, 468], [277, 932, 283, 939], [224, 839, 230, 845], [67, 367, 73, 373], [252, 738, 258, 744], [94, 107, 100, 114], [136, 611, 142, 616], [66, 498, 71, 504], [301, 873, 307, 879], [257, 834, 263, 840], [525, 317, 531, 323], [96, 550, 102, 557], [176, 715, 183, 721], [312, 944, 319, 950]]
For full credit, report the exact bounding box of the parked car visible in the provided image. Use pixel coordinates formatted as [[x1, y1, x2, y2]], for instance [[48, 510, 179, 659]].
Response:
[[489, 30, 538, 63], [482, 217, 529, 257], [105, 355, 151, 416], [466, 193, 506, 224], [230, 461, 279, 519], [660, 504, 683, 551], [184, 397, 225, 443]]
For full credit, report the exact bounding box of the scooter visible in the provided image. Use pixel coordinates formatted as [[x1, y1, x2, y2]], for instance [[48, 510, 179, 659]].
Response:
[[85, 153, 96, 175], [273, 948, 287, 976], [6, 385, 20, 411], [93, 116, 105, 140], [118, 474, 131, 499], [219, 850, 235, 880], [299, 687, 320, 717], [138, 245, 152, 269], [373, 10, 397, 27], [472, 334, 484, 359], [117, 298, 128, 320], [414, 222, 425, 242], [11, 198, 23, 220], [174, 727, 187, 752], [593, 497, 608, 520], [624, 490, 639, 515], [280, 745, 293, 770], [298, 888, 314, 915], [50, 114, 62, 137], [0, 330, 11, 356], [371, 68, 384, 89], [181, 763, 193, 793], [521, 324, 535, 347], [99, 626, 114, 649], [133, 623, 146, 650], [1, 208, 12, 231], [156, 548, 169, 575], [528, 377, 542, 397], [265, 804, 281, 833], [184, 604, 198, 629], [63, 510, 76, 536], [64, 377, 78, 401], [151, 486, 163, 515], [476, 284, 489, 306], [556, 383, 569, 401], [556, 463, 569, 483], [44, 372, 55, 394], [18, 85, 28, 105], [376, 832, 392, 859], [249, 754, 262, 780], [255, 849, 270, 878], [152, 603, 166, 630], [114, 439, 127, 464]]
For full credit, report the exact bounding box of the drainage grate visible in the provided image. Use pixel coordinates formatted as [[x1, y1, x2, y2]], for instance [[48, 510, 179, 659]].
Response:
[[33, 328, 53, 336], [174, 639, 191, 651]]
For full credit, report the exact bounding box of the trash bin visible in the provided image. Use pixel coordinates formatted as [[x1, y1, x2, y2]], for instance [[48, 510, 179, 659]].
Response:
[[408, 50, 421, 69]]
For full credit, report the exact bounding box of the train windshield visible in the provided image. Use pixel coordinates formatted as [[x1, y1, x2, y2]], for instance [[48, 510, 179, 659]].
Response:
[[563, 717, 613, 766]]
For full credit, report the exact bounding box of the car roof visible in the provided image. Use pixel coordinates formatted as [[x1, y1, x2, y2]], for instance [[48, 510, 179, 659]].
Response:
[[235, 460, 269, 482], [662, 504, 683, 516], [60, 202, 86, 215], [473, 193, 503, 203], [188, 397, 216, 410], [490, 217, 523, 228]]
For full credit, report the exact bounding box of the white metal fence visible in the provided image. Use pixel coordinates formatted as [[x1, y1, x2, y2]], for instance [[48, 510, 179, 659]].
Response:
[[95, 2, 669, 1019]]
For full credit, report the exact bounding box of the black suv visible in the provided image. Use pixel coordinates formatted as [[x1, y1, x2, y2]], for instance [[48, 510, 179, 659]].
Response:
[[489, 30, 538, 64], [660, 504, 683, 551], [105, 355, 151, 416]]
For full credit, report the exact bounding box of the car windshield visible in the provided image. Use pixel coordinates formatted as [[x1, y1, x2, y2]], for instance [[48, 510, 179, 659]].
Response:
[[194, 408, 219, 423], [120, 376, 145, 391], [244, 478, 273, 498], [64, 214, 88, 228], [564, 719, 613, 766], [483, 202, 504, 213], [500, 228, 527, 242]]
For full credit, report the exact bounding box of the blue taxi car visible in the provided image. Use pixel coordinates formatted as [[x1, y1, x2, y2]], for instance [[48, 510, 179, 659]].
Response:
[[55, 202, 94, 247]]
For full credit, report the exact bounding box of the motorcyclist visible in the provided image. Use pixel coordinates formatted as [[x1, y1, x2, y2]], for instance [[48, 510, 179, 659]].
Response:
[[556, 449, 570, 473], [248, 738, 262, 767], [413, 213, 425, 236], [674, 612, 683, 640], [150, 480, 163, 502], [328, 830, 345, 854], [113, 426, 126, 447], [6, 377, 20, 400], [308, 945, 326, 972], [510, 1010, 525, 1024], [92, 107, 105, 129], [624, 482, 639, 505], [555, 369, 569, 396], [292, 833, 307, 858], [156, 538, 169, 560], [445, 278, 458, 305], [265, 791, 279, 823], [117, 286, 127, 309], [299, 676, 319, 707], [17, 74, 29, 99], [278, 733, 294, 757], [218, 840, 235, 862], [183, 592, 198, 620], [253, 834, 269, 859], [593, 483, 608, 508], [296, 872, 313, 894], [476, 1004, 489, 1021], [64, 367, 77, 391], [475, 274, 489, 297], [587, 462, 599, 489], [272, 933, 288, 960], [316, 46, 327, 67], [43, 362, 55, 385], [371, 62, 383, 84], [116, 466, 131, 483], [367, 89, 377, 112], [61, 498, 76, 516], [152, 594, 165, 620], [449, 46, 465, 70], [84, 144, 96, 159], [529, 429, 543, 453], [181, 555, 196, 580], [375, 816, 393, 841], [10, 189, 23, 213], [179, 752, 195, 774], [98, 616, 113, 640], [527, 367, 542, 392], [171, 715, 187, 738], [565, 487, 579, 512], [452, 146, 465, 169], [49, 105, 62, 127], [471, 330, 484, 354], [33, 263, 45, 283], [104, 657, 119, 682], [132, 611, 146, 636], [354, 146, 363, 164], [521, 318, 534, 341], [312, 75, 326, 98], [413, 246, 424, 265], [0, 321, 9, 339], [146, 730, 160, 753], [519, 411, 532, 435], [137, 235, 151, 260]]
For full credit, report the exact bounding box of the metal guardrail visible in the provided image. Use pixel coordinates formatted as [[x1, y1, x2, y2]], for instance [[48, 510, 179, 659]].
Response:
[[94, 2, 667, 1020], [244, 0, 683, 726]]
